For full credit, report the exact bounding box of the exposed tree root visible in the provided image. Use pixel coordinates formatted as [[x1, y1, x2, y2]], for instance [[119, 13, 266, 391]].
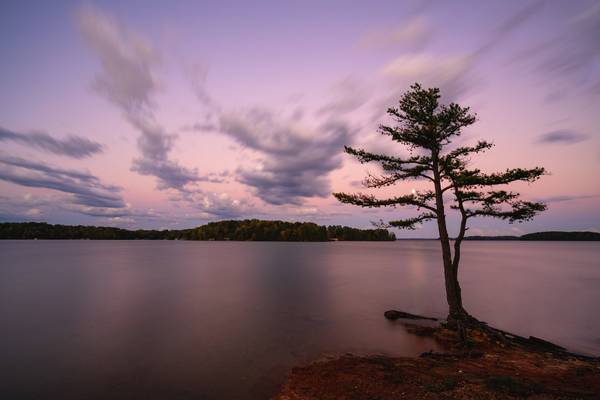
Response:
[[387, 309, 593, 361], [275, 315, 600, 400]]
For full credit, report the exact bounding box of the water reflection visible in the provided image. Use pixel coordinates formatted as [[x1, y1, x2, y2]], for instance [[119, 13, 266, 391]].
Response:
[[0, 240, 598, 399]]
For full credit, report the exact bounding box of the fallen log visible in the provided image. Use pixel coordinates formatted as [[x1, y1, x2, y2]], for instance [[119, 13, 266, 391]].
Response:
[[384, 310, 438, 321]]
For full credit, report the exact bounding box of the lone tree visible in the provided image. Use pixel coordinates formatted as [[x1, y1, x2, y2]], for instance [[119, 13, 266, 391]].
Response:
[[334, 83, 546, 326]]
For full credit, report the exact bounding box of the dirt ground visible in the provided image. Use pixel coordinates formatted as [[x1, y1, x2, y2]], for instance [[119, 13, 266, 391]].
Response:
[[274, 323, 600, 400]]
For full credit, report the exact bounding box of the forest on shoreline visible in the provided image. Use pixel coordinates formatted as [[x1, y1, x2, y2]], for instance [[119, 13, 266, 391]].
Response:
[[0, 220, 396, 241], [1, 222, 597, 241]]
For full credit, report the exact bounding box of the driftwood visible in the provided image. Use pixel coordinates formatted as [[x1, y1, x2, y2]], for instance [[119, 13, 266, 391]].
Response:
[[384, 310, 438, 321]]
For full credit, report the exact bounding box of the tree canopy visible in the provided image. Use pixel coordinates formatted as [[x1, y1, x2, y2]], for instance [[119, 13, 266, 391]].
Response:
[[334, 83, 547, 323], [335, 84, 546, 232]]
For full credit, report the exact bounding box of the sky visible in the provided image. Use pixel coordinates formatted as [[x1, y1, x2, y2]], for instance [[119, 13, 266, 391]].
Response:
[[0, 0, 599, 237]]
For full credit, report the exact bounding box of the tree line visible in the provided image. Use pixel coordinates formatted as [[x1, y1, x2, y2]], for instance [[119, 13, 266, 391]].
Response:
[[0, 220, 396, 241], [465, 231, 600, 241]]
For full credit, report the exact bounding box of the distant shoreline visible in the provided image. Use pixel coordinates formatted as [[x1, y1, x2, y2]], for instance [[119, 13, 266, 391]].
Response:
[[0, 220, 396, 241], [463, 231, 600, 241], [1, 222, 598, 241], [398, 231, 600, 241]]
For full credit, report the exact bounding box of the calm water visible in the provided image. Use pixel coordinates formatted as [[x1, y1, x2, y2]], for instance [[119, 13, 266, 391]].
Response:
[[0, 241, 598, 399]]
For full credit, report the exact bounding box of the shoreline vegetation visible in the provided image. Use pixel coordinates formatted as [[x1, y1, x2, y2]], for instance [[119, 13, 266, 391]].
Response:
[[0, 220, 396, 241], [465, 231, 600, 241], [1, 221, 597, 241], [275, 314, 600, 400]]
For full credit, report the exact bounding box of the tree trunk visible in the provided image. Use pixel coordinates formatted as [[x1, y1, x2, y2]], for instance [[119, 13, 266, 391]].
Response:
[[432, 152, 467, 324]]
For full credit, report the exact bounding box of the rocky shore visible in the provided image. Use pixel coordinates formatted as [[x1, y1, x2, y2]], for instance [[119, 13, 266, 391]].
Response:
[[274, 314, 600, 399]]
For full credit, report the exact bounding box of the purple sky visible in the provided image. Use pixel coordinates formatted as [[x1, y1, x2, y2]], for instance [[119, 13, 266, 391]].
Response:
[[0, 0, 598, 237]]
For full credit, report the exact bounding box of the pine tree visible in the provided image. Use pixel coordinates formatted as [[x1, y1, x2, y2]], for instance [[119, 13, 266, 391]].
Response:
[[334, 83, 546, 325]]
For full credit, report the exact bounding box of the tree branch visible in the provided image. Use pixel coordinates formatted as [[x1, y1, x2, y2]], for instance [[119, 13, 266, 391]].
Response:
[[363, 167, 433, 188], [344, 146, 431, 167], [333, 192, 438, 213], [443, 140, 493, 162], [388, 212, 437, 230], [456, 167, 546, 187], [452, 186, 469, 271], [466, 200, 547, 223]]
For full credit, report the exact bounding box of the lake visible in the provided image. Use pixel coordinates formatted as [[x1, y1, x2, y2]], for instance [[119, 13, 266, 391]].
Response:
[[0, 240, 598, 399]]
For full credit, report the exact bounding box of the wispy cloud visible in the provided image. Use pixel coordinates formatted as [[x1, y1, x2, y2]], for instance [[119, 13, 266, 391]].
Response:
[[77, 4, 199, 191], [357, 16, 433, 51], [538, 194, 598, 203], [128, 117, 200, 191], [317, 77, 371, 116], [0, 154, 126, 210], [476, 0, 543, 56], [522, 3, 600, 97], [537, 130, 589, 145], [0, 126, 103, 158], [0, 192, 167, 225], [218, 108, 355, 205], [380, 53, 476, 103], [184, 61, 214, 107], [77, 4, 246, 219], [378, 1, 543, 106], [77, 4, 159, 114]]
